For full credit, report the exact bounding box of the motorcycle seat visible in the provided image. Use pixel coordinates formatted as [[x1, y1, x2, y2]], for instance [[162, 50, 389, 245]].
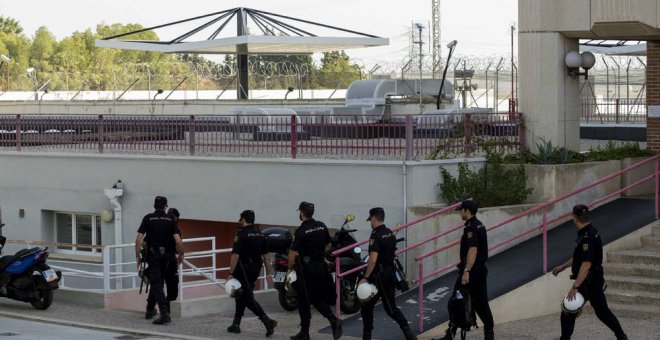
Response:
[[0, 255, 16, 271], [14, 247, 41, 259]]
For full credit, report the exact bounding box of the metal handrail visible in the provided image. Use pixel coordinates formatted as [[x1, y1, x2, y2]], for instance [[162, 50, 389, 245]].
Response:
[[412, 154, 660, 332]]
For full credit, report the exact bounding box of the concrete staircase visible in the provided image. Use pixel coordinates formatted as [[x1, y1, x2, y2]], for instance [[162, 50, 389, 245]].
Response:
[[600, 224, 660, 319]]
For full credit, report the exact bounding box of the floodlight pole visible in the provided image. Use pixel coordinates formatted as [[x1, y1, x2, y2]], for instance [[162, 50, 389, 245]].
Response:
[[236, 8, 249, 100]]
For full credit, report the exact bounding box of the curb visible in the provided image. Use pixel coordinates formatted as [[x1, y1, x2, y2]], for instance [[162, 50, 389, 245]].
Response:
[[0, 310, 212, 340]]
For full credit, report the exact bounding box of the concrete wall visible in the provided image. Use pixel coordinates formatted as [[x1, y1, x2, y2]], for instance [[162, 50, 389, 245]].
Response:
[[0, 151, 479, 289]]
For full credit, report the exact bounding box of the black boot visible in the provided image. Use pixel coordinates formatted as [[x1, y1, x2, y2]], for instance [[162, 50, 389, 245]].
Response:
[[259, 315, 278, 337], [362, 330, 372, 340], [144, 308, 158, 320], [438, 325, 457, 340], [227, 324, 241, 334], [290, 331, 310, 340], [331, 319, 343, 340], [616, 334, 628, 340], [484, 329, 494, 340], [402, 326, 417, 340], [227, 315, 241, 334], [152, 313, 171, 325]]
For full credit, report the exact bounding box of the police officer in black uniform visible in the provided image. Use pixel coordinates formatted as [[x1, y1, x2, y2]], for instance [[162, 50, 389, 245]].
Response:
[[359, 207, 416, 340], [552, 204, 628, 340], [227, 209, 278, 337], [144, 207, 183, 320], [440, 200, 494, 340], [287, 201, 342, 340], [135, 196, 184, 325]]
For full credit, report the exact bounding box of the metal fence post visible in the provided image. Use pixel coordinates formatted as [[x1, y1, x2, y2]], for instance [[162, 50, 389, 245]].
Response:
[[405, 115, 413, 161], [542, 208, 548, 274], [179, 262, 184, 301], [189, 115, 196, 156], [418, 261, 424, 333], [290, 115, 298, 159], [15, 114, 21, 151], [615, 98, 620, 124], [103, 246, 110, 292], [98, 115, 104, 153], [211, 237, 217, 282], [464, 114, 472, 157]]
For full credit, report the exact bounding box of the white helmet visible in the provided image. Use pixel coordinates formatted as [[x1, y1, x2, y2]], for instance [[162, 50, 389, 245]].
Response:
[[286, 271, 297, 284], [562, 292, 585, 314], [225, 278, 243, 298], [357, 282, 378, 303]]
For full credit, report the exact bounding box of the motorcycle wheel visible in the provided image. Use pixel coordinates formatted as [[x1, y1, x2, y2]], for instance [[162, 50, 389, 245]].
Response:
[[340, 290, 361, 314], [30, 287, 53, 310], [278, 288, 298, 311]]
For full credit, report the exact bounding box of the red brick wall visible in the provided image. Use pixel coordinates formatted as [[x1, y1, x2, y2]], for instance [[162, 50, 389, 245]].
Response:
[[647, 41, 660, 151]]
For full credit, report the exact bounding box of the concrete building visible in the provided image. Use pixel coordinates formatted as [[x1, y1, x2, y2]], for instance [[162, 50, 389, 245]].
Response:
[[519, 0, 660, 151]]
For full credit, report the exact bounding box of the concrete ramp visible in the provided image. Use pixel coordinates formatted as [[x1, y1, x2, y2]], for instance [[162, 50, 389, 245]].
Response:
[[319, 197, 656, 339]]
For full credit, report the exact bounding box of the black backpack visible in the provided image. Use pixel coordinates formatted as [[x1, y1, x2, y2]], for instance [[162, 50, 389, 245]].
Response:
[[447, 287, 477, 336]]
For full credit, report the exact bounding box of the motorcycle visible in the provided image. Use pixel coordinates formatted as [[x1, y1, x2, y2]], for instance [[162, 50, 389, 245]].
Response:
[[0, 223, 62, 310], [262, 214, 365, 314], [327, 214, 363, 314], [262, 226, 297, 311]]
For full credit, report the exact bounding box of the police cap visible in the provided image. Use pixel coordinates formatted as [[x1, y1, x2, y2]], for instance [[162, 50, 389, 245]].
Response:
[[455, 200, 478, 214], [167, 208, 180, 219], [572, 204, 589, 217], [366, 207, 385, 221]]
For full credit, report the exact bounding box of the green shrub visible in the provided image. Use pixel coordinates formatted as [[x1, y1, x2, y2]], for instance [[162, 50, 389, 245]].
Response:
[[438, 152, 533, 208], [504, 140, 653, 165], [584, 141, 654, 162]]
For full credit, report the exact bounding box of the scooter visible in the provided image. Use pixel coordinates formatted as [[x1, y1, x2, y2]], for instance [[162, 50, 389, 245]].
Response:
[[262, 226, 297, 311], [0, 223, 62, 310]]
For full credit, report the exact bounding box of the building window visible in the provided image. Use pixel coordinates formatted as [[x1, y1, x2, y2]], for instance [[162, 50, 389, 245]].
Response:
[[55, 212, 102, 254]]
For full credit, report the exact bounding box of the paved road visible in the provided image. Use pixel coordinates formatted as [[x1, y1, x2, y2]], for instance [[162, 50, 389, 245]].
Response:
[[0, 315, 165, 340]]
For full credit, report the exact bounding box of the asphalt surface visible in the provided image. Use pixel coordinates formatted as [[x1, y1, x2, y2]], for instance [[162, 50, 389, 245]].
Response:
[[320, 197, 655, 339]]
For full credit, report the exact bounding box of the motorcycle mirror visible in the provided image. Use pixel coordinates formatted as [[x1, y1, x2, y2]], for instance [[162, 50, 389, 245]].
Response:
[[353, 247, 362, 254], [345, 214, 355, 222]]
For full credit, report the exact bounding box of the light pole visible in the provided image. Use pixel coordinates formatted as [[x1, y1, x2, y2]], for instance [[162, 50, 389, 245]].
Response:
[[414, 23, 425, 113], [0, 54, 10, 91], [27, 67, 38, 100]]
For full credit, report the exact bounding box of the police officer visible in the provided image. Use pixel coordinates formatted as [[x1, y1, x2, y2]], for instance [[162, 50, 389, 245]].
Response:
[[143, 207, 183, 320], [440, 200, 494, 340], [287, 201, 342, 340], [135, 196, 184, 325], [359, 207, 416, 340], [227, 209, 278, 337], [551, 204, 628, 340]]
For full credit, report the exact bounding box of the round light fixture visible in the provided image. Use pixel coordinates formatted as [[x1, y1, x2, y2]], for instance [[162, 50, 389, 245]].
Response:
[[564, 51, 582, 69], [101, 209, 114, 223], [581, 51, 596, 70]]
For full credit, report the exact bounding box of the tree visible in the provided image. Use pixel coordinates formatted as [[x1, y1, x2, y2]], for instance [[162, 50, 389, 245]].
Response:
[[318, 51, 360, 88], [0, 16, 23, 35]]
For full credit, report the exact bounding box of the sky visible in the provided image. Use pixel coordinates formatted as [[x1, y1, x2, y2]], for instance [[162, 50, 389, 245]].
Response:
[[1, 0, 518, 68]]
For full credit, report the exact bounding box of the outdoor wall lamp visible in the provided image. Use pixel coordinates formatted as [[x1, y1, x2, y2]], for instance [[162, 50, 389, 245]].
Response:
[[284, 86, 294, 100], [565, 51, 596, 79]]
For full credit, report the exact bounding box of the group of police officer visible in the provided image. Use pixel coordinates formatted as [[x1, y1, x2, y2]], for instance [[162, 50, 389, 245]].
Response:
[[135, 196, 628, 340]]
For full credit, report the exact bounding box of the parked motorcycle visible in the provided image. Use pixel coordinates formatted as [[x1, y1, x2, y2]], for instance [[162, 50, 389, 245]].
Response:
[[262, 226, 297, 311], [262, 214, 365, 314], [0, 223, 62, 310]]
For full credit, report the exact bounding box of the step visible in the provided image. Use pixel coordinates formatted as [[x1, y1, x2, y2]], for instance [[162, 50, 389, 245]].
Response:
[[641, 235, 660, 248], [604, 303, 660, 320], [654, 224, 660, 236], [606, 275, 660, 292], [605, 289, 660, 307], [603, 263, 660, 278], [607, 249, 660, 265]]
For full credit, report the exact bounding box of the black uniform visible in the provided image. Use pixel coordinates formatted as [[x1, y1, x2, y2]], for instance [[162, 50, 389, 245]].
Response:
[[291, 218, 338, 334], [231, 224, 268, 322], [146, 218, 181, 313], [454, 216, 493, 333], [560, 224, 626, 340], [360, 224, 411, 338], [137, 210, 179, 316]]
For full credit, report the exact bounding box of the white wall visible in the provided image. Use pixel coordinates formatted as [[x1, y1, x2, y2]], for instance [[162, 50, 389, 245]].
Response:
[[0, 152, 478, 249]]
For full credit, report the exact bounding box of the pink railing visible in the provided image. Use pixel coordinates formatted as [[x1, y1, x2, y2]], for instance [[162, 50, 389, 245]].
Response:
[[413, 154, 660, 332], [581, 98, 646, 123], [330, 154, 659, 333], [0, 113, 523, 160]]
